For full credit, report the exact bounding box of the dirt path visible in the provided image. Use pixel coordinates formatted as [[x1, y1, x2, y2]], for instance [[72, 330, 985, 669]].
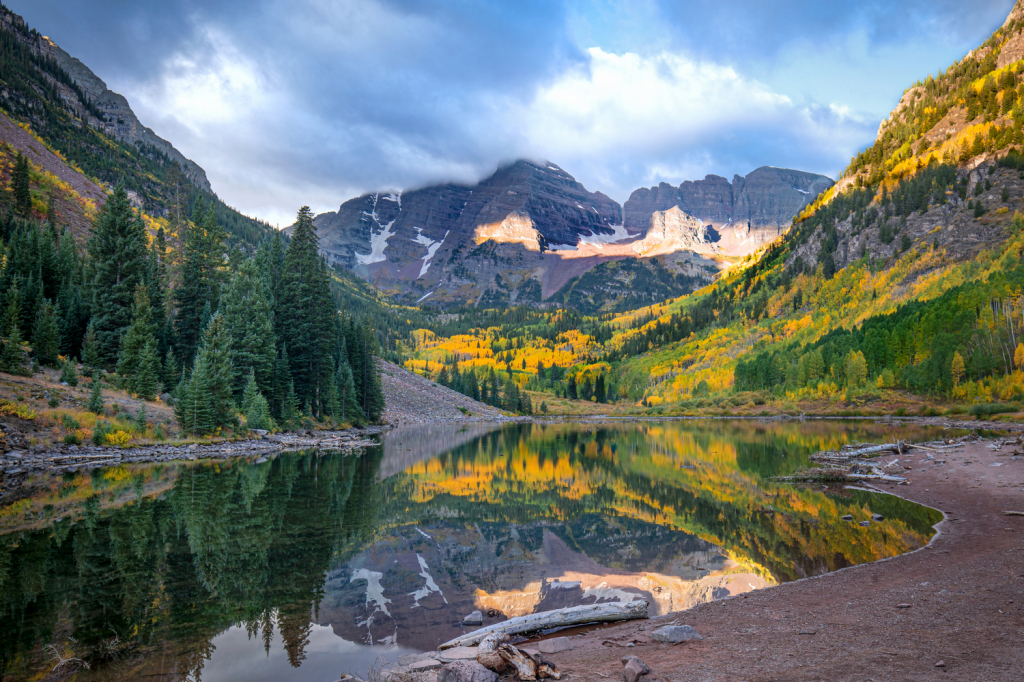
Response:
[[543, 439, 1024, 681]]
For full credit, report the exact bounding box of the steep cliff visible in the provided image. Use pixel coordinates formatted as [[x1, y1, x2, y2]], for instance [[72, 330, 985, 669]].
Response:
[[314, 161, 832, 309], [0, 5, 211, 193], [624, 167, 834, 245]]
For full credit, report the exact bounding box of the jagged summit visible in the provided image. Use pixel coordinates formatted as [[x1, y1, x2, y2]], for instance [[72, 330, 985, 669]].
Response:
[[310, 160, 828, 309]]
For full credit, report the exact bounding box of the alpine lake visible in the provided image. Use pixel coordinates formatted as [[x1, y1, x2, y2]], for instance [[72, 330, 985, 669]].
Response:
[[0, 419, 953, 681]]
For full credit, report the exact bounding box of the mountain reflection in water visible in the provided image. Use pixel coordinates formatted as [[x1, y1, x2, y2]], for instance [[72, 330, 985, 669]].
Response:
[[0, 420, 945, 681]]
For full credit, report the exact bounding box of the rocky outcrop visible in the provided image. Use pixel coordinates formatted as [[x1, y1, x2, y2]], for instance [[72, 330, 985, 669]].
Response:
[[624, 166, 833, 235], [0, 5, 211, 192], [314, 163, 830, 308]]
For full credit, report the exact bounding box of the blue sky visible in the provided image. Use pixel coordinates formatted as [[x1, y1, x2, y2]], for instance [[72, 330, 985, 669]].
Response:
[[10, 0, 1017, 226]]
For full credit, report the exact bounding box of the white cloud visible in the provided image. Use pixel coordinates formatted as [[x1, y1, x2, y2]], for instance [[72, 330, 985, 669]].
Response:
[[515, 47, 873, 199], [522, 48, 794, 157]]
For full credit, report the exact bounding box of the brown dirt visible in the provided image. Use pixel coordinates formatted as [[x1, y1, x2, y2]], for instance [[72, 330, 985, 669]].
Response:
[[543, 439, 1024, 681]]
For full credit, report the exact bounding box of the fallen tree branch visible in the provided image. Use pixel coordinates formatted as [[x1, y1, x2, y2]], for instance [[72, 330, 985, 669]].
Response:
[[439, 600, 649, 650], [1003, 511, 1024, 516]]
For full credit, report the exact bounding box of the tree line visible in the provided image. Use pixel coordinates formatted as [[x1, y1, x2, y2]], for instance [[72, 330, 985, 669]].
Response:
[[0, 183, 384, 434]]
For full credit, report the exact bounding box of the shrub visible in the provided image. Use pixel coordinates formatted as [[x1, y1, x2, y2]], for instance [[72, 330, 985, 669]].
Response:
[[0, 399, 35, 420], [969, 402, 1019, 418], [47, 396, 59, 408], [63, 432, 82, 445], [59, 360, 78, 386], [104, 430, 132, 446], [91, 420, 111, 446]]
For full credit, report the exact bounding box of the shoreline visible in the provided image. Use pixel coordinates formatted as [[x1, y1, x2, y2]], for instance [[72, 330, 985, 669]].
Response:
[[532, 436, 1024, 681]]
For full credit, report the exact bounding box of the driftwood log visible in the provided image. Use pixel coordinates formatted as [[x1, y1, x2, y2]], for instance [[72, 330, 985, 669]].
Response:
[[477, 632, 510, 673], [439, 600, 649, 650], [496, 643, 561, 680]]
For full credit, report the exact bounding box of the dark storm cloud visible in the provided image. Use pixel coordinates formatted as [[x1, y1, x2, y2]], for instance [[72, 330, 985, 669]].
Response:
[[6, 1, 1019, 224]]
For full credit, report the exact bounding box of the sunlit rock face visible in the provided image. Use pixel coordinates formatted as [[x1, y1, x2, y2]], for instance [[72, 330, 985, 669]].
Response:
[[311, 162, 831, 308], [624, 166, 835, 249]]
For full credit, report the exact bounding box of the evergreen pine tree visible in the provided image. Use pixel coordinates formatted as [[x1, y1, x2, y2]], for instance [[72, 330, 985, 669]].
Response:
[[241, 368, 260, 414], [88, 183, 150, 367], [32, 298, 59, 367], [59, 357, 78, 386], [174, 200, 226, 366], [283, 380, 300, 429], [175, 358, 215, 435], [82, 319, 101, 368], [595, 375, 607, 404], [437, 365, 450, 387], [2, 283, 21, 337], [134, 402, 147, 432], [223, 259, 276, 398], [12, 153, 31, 217], [117, 284, 158, 395], [566, 373, 578, 400], [87, 372, 104, 414], [0, 325, 29, 375], [195, 312, 235, 429], [245, 392, 275, 431], [336, 359, 360, 424], [163, 348, 180, 391], [134, 340, 161, 401], [277, 207, 335, 413]]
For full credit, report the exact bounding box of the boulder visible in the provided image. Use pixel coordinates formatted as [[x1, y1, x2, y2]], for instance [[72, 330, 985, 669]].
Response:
[[538, 636, 574, 654], [872, 513, 885, 521], [621, 655, 650, 682], [650, 624, 703, 643], [408, 659, 442, 671], [437, 660, 498, 682], [463, 609, 484, 625]]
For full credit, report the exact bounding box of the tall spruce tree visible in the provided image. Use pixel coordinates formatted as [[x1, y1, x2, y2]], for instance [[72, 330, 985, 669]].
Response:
[[174, 200, 226, 365], [336, 359, 360, 424], [32, 299, 59, 367], [117, 284, 158, 396], [277, 207, 335, 415], [175, 359, 214, 435], [223, 259, 276, 398], [87, 182, 150, 367], [81, 319, 100, 368], [195, 311, 235, 429]]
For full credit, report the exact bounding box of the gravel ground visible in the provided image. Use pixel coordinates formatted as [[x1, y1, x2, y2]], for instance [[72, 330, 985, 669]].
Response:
[[378, 359, 508, 425]]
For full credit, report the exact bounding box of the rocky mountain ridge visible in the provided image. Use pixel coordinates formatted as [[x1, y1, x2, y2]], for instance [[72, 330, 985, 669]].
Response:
[[0, 5, 211, 192], [312, 161, 832, 310]]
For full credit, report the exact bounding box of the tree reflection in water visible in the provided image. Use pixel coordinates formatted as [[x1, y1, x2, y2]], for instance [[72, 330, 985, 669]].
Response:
[[0, 420, 945, 681]]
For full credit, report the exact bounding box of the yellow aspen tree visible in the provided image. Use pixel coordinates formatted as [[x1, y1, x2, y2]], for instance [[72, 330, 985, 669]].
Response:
[[1015, 343, 1024, 371], [951, 351, 966, 386]]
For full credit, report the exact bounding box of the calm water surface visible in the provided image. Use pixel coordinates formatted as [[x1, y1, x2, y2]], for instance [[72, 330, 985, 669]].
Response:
[[0, 420, 948, 681]]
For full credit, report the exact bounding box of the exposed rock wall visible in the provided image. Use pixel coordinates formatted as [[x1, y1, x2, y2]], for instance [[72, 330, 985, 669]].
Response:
[[623, 167, 834, 234]]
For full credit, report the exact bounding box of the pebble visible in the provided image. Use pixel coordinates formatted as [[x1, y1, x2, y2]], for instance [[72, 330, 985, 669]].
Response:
[[896, 604, 911, 608], [842, 514, 853, 521], [859, 520, 871, 527], [936, 660, 946, 667]]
